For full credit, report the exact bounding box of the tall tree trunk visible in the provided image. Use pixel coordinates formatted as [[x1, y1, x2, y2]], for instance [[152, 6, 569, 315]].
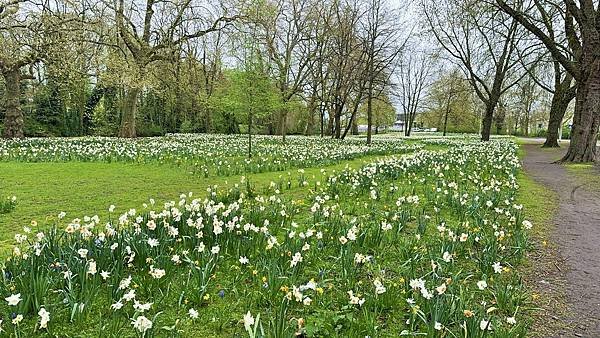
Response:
[[320, 104, 325, 137], [327, 104, 334, 137], [366, 95, 373, 145], [495, 104, 505, 135], [543, 89, 573, 148], [119, 87, 140, 138], [305, 96, 316, 136], [405, 111, 413, 137], [481, 103, 495, 141], [561, 61, 600, 162], [443, 109, 450, 137], [334, 105, 341, 139], [341, 111, 354, 139], [2, 68, 24, 139], [443, 95, 451, 137], [342, 92, 364, 139]]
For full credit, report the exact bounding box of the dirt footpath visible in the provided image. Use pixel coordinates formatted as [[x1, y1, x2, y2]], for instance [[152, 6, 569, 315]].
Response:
[[522, 144, 600, 337]]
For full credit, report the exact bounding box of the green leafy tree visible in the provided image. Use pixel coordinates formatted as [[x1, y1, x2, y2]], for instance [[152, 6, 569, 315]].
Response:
[[422, 70, 479, 134], [211, 51, 281, 158]]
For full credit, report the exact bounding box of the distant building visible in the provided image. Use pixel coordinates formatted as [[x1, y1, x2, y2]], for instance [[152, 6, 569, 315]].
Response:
[[391, 120, 405, 132]]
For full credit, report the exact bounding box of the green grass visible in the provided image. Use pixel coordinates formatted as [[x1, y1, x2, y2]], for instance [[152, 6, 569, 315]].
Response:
[[0, 140, 531, 337], [0, 152, 427, 254]]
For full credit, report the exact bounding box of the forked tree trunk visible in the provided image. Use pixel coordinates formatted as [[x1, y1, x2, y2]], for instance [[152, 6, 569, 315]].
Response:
[[561, 61, 600, 162], [2, 68, 24, 139], [119, 87, 140, 138]]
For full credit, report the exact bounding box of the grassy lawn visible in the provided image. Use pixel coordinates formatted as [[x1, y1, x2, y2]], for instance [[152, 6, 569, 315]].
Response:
[[0, 153, 419, 253], [0, 138, 538, 336]]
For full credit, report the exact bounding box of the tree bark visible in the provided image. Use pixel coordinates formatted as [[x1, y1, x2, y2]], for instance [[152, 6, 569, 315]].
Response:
[[366, 95, 373, 144], [405, 112, 413, 137], [543, 89, 573, 148], [495, 102, 506, 135], [119, 87, 140, 138], [561, 62, 600, 162], [481, 103, 495, 141], [320, 104, 325, 137], [2, 68, 24, 139], [333, 105, 341, 139], [443, 94, 451, 137], [305, 95, 317, 136], [341, 109, 355, 139]]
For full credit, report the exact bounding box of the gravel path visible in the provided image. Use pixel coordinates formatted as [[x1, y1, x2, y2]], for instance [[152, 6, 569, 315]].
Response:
[[522, 143, 600, 337]]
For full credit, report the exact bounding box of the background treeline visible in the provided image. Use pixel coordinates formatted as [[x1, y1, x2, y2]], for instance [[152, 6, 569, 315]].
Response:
[[0, 0, 404, 143], [0, 0, 598, 162]]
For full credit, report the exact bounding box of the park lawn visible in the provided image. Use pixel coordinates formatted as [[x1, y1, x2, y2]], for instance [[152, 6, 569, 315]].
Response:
[[0, 138, 548, 337], [0, 140, 532, 337], [0, 152, 423, 254]]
